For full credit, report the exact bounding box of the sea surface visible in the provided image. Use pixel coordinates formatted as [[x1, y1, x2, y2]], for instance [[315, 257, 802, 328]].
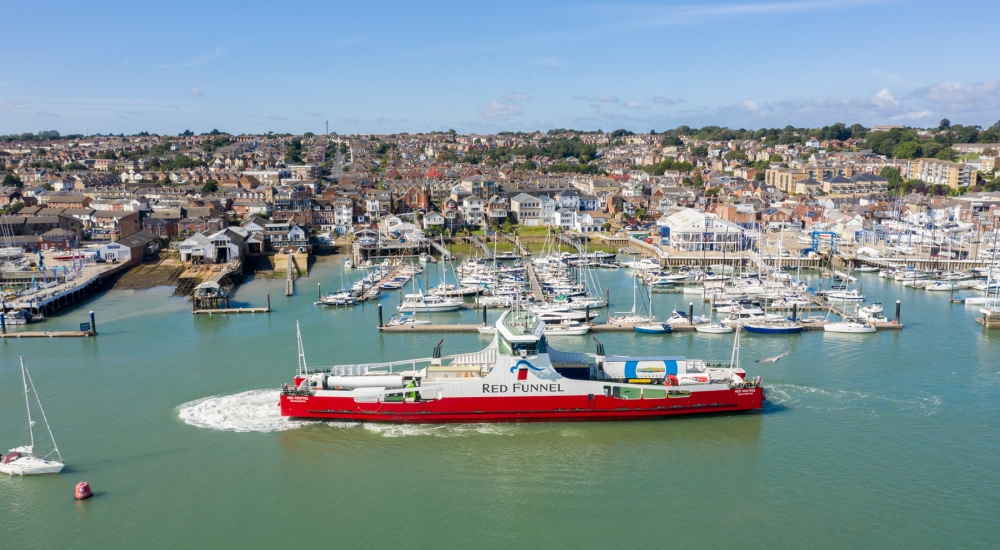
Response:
[[2, 257, 999, 548]]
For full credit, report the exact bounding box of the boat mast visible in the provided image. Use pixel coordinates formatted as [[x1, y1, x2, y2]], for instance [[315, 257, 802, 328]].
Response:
[[23, 360, 62, 462], [20, 357, 35, 453], [296, 321, 309, 376]]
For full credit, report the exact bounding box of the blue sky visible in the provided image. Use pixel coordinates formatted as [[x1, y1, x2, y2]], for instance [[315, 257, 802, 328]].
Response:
[[2, 0, 999, 135]]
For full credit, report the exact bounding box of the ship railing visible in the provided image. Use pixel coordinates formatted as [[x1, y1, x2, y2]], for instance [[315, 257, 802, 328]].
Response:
[[310, 351, 488, 375]]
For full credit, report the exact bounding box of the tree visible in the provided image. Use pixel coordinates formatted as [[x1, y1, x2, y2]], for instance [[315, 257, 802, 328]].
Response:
[[939, 118, 951, 131], [201, 179, 219, 194], [694, 172, 704, 187], [2, 173, 23, 188], [934, 147, 956, 162], [880, 167, 903, 189], [983, 148, 996, 156], [893, 141, 922, 159], [601, 222, 612, 232], [660, 135, 683, 147], [769, 153, 783, 162]]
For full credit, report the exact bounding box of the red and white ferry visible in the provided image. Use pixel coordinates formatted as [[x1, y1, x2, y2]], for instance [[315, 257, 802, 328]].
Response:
[[280, 310, 764, 423]]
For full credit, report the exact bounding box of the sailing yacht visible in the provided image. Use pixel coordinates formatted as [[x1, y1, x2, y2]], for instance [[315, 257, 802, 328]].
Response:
[[1, 358, 64, 476]]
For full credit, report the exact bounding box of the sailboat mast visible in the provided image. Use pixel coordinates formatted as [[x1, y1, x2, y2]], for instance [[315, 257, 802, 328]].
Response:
[[24, 362, 61, 461], [20, 357, 35, 452]]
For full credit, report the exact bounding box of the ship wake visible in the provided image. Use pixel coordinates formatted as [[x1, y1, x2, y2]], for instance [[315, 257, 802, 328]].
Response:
[[177, 390, 312, 433], [176, 390, 517, 436]]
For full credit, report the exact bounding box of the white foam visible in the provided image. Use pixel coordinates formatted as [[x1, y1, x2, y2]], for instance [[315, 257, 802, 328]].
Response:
[[177, 390, 518, 436], [177, 390, 310, 433], [360, 423, 514, 438]]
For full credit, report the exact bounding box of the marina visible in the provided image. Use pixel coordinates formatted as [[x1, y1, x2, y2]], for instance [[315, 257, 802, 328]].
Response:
[[1, 252, 999, 548]]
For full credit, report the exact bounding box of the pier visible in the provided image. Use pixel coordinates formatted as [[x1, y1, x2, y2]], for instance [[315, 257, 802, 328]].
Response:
[[503, 234, 530, 256], [524, 264, 545, 301], [193, 307, 271, 315], [466, 235, 494, 259]]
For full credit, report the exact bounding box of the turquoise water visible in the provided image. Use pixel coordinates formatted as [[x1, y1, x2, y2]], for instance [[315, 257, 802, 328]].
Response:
[[2, 259, 999, 548]]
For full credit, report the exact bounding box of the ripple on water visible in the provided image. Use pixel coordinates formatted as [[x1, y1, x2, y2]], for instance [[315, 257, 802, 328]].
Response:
[[766, 383, 941, 416]]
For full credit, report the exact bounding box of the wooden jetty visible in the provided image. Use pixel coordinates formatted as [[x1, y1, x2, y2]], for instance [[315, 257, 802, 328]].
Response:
[[524, 264, 545, 301], [379, 324, 483, 333], [0, 331, 96, 338], [193, 307, 270, 315]]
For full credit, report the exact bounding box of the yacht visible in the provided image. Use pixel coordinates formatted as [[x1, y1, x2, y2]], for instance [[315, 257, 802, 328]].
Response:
[[621, 258, 660, 271], [530, 304, 599, 324], [925, 281, 958, 291], [318, 290, 358, 306], [397, 292, 464, 312], [824, 320, 876, 333], [543, 320, 591, 336], [665, 310, 710, 326], [825, 289, 865, 302], [385, 312, 433, 326], [695, 323, 734, 334], [858, 303, 888, 322], [1, 358, 65, 476]]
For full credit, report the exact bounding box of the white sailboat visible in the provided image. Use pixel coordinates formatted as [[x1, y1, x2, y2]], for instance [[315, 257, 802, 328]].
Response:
[[1, 357, 65, 476]]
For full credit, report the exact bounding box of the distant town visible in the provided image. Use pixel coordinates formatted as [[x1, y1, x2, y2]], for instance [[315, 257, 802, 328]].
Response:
[[1, 121, 999, 273]]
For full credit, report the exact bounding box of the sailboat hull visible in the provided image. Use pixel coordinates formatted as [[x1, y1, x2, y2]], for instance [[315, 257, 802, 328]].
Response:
[[0, 457, 64, 475]]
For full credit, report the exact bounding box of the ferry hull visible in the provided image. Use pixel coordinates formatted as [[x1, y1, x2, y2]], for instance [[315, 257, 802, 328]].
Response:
[[280, 387, 764, 423]]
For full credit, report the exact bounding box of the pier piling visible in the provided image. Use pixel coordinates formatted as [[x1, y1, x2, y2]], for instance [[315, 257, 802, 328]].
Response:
[[1, 310, 5, 334], [605, 288, 609, 308], [378, 303, 383, 328], [688, 303, 694, 325], [483, 305, 487, 326], [318, 283, 321, 300], [895, 300, 901, 324], [90, 311, 96, 335], [792, 303, 798, 322]]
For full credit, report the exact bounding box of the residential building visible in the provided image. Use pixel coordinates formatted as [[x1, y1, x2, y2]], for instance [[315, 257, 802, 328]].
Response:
[[509, 193, 542, 226]]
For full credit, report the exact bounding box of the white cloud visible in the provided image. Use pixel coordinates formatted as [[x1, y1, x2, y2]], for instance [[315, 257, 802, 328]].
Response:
[[890, 110, 933, 122], [652, 96, 683, 105], [627, 101, 650, 109], [738, 99, 763, 112], [478, 101, 523, 122], [872, 88, 900, 108], [598, 0, 893, 28], [503, 92, 533, 102], [156, 47, 227, 69], [534, 57, 563, 69], [189, 87, 203, 96], [912, 79, 1000, 115], [594, 94, 619, 103]]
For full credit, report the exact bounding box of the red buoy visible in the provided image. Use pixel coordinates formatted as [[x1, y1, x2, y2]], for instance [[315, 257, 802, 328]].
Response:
[[75, 481, 93, 500]]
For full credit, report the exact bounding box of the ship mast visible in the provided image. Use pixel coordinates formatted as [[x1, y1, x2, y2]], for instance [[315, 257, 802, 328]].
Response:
[[296, 321, 309, 375]]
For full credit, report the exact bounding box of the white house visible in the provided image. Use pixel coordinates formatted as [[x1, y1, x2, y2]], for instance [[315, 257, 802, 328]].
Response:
[[554, 208, 576, 231], [575, 212, 607, 233], [423, 212, 445, 230], [554, 189, 580, 211], [660, 208, 747, 252], [539, 196, 557, 226]]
